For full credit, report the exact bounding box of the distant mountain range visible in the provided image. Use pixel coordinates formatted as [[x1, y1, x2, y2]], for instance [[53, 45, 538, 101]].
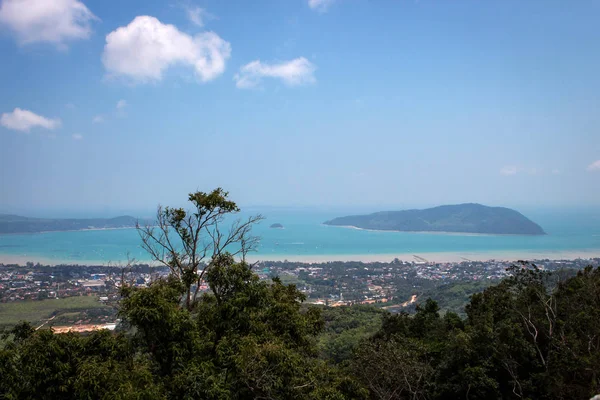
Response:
[[324, 204, 546, 235], [0, 214, 151, 234]]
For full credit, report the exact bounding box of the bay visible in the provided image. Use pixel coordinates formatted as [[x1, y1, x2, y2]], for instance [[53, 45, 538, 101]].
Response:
[[0, 208, 599, 264]]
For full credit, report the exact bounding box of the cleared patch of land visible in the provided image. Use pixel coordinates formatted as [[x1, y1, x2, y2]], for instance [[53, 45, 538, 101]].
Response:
[[0, 296, 108, 327]]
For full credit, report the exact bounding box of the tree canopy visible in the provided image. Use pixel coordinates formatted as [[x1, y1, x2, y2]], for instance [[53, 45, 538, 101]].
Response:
[[351, 264, 600, 399]]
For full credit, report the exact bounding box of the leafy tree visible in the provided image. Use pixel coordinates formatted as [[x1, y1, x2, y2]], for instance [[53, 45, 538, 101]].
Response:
[[137, 188, 263, 310], [351, 263, 600, 400], [318, 305, 385, 364], [0, 324, 163, 399], [118, 253, 364, 399], [353, 336, 433, 400]]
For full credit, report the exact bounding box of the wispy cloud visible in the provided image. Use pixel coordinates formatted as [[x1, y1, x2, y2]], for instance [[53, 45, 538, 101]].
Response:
[[72, 133, 83, 140], [500, 166, 518, 176], [92, 115, 104, 124], [0, 0, 98, 48], [587, 160, 600, 171], [500, 166, 551, 176], [234, 57, 316, 89], [116, 99, 128, 118], [184, 5, 208, 27], [308, 0, 335, 12], [1, 108, 61, 132], [102, 16, 231, 83]]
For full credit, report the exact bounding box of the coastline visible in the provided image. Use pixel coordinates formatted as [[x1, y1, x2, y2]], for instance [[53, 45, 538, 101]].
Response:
[[248, 249, 600, 263], [1, 249, 599, 266], [0, 226, 138, 236], [324, 224, 546, 237]]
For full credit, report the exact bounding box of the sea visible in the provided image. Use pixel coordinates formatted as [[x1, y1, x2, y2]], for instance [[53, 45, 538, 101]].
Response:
[[1, 207, 599, 265]]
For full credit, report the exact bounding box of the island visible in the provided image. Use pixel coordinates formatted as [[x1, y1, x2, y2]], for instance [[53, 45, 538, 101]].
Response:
[[269, 223, 284, 229], [0, 214, 151, 234], [323, 203, 545, 235]]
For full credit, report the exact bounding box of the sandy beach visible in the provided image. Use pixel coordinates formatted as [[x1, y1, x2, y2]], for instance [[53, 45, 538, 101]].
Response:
[[325, 225, 545, 237], [1, 249, 599, 266], [246, 250, 600, 264]]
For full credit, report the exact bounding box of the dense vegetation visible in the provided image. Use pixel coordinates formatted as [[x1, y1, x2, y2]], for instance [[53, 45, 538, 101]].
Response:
[[0, 214, 150, 234], [1, 260, 599, 399], [319, 305, 385, 364], [0, 256, 365, 399], [415, 280, 497, 315], [324, 203, 545, 235]]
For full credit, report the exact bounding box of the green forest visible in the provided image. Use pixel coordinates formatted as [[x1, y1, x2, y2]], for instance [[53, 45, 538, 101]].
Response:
[[1, 190, 599, 399]]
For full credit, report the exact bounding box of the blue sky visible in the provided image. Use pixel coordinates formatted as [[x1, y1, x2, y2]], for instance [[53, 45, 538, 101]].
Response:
[[1, 0, 599, 216]]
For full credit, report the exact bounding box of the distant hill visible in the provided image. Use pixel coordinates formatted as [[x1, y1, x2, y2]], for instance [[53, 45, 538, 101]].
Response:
[[0, 214, 150, 234], [323, 204, 545, 235]]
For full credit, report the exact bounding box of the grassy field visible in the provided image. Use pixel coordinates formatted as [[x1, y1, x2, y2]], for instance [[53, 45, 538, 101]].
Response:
[[0, 296, 108, 328]]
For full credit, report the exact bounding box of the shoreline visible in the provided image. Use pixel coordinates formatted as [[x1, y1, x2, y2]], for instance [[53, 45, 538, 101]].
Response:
[[248, 249, 600, 263], [0, 226, 138, 236], [1, 249, 599, 266], [324, 224, 546, 237]]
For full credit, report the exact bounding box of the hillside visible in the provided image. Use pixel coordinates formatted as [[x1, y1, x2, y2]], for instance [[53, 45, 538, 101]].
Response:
[[324, 203, 545, 235], [0, 214, 148, 234]]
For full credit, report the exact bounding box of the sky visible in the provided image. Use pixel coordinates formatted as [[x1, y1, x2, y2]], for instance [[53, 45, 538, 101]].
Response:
[[1, 0, 599, 216]]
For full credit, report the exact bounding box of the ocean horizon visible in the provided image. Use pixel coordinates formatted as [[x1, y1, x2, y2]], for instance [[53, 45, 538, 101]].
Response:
[[1, 207, 599, 265]]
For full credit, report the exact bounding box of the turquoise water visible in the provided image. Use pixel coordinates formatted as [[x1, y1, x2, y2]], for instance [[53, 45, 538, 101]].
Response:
[[1, 208, 599, 264]]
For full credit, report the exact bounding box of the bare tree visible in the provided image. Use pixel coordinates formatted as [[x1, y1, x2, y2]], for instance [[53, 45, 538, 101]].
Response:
[[136, 188, 263, 310]]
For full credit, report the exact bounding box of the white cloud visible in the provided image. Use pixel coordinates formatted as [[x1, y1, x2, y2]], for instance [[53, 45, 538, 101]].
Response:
[[500, 166, 518, 176], [308, 0, 335, 12], [0, 0, 97, 47], [102, 16, 231, 83], [92, 115, 104, 124], [72, 133, 83, 140], [234, 57, 316, 89], [587, 160, 600, 171], [116, 99, 127, 110], [551, 168, 560, 175], [1, 108, 60, 132]]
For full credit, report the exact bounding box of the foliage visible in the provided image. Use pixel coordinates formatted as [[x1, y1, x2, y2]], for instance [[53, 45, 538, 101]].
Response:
[[137, 188, 263, 310], [418, 280, 496, 316], [1, 255, 365, 399], [351, 263, 600, 399], [2, 260, 599, 400], [318, 305, 385, 363], [0, 325, 163, 399]]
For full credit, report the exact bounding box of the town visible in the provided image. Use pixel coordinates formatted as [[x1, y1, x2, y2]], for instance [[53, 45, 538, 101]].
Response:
[[258, 257, 600, 308], [1, 257, 598, 330]]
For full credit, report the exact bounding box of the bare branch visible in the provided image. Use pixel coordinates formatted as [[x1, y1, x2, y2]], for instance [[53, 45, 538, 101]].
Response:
[[135, 189, 263, 310]]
